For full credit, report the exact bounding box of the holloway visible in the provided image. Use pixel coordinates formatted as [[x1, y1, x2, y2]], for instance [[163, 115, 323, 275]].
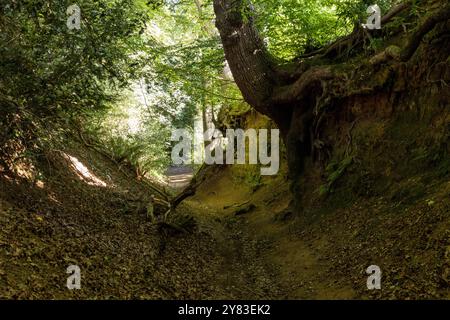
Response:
[[178, 304, 213, 318]]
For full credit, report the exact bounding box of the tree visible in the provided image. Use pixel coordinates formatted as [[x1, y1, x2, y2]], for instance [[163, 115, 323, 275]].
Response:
[[213, 0, 450, 211], [0, 0, 154, 173]]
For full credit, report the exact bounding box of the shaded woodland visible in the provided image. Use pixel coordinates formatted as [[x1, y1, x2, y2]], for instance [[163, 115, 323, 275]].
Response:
[[0, 0, 449, 299]]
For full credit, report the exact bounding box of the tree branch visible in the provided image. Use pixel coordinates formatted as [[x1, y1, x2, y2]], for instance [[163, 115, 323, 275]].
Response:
[[400, 4, 450, 61], [270, 67, 333, 105], [296, 1, 412, 61], [370, 4, 450, 65]]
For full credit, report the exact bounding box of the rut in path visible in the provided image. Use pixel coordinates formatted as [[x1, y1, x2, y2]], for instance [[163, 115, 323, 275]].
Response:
[[186, 193, 356, 299]]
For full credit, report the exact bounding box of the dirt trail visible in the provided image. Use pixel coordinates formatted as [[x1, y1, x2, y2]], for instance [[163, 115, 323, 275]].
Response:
[[186, 167, 356, 299], [184, 162, 450, 299], [0, 145, 340, 299]]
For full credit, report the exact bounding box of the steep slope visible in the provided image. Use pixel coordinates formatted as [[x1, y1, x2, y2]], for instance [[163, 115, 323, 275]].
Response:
[[189, 162, 449, 299], [0, 140, 228, 299]]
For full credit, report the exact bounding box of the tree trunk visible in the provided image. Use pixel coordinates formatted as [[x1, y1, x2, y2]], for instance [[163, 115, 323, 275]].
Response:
[[213, 0, 326, 212], [213, 0, 275, 114]]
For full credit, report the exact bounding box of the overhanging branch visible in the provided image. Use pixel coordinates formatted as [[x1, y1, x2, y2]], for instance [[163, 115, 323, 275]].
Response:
[[400, 4, 450, 61], [270, 67, 333, 105]]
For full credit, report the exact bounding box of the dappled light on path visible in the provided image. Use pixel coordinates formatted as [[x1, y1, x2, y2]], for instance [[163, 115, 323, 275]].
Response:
[[62, 153, 108, 187], [166, 166, 194, 189]]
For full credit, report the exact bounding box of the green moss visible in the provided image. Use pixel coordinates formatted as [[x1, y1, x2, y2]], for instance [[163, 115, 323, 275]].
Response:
[[318, 154, 353, 196], [385, 45, 401, 59], [228, 102, 251, 117], [231, 164, 262, 192]]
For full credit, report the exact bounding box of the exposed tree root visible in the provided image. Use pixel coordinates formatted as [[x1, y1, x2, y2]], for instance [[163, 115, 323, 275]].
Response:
[[214, 0, 450, 213]]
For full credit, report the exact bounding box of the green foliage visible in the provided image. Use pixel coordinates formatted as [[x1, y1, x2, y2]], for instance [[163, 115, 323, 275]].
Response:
[[368, 37, 384, 51], [332, 0, 395, 25], [84, 93, 172, 174], [0, 0, 399, 177], [0, 0, 164, 174], [144, 0, 244, 128], [252, 0, 397, 60], [0, 0, 151, 117], [319, 155, 353, 196]]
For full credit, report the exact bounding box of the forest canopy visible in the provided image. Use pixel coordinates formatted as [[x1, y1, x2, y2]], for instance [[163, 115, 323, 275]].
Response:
[[0, 0, 399, 175]]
